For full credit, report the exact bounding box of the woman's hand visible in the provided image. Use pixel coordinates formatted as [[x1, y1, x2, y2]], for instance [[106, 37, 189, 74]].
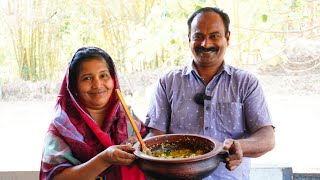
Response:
[[100, 144, 136, 166], [223, 139, 243, 171], [121, 136, 138, 145]]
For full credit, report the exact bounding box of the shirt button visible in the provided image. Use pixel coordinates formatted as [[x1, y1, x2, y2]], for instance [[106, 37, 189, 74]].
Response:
[[206, 106, 210, 111], [205, 127, 209, 130]]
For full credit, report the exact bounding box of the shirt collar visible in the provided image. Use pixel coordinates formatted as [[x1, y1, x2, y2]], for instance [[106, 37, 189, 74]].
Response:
[[184, 60, 194, 75]]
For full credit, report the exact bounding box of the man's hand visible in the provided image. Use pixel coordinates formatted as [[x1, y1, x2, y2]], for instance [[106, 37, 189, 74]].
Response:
[[223, 139, 243, 171]]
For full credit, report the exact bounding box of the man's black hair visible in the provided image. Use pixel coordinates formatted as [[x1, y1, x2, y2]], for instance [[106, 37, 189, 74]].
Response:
[[187, 7, 230, 36]]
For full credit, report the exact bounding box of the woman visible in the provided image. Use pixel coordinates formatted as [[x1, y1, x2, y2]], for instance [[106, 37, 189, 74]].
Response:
[[40, 47, 147, 180]]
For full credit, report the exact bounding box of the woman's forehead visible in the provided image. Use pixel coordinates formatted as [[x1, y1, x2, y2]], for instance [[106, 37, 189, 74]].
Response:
[[79, 58, 109, 71]]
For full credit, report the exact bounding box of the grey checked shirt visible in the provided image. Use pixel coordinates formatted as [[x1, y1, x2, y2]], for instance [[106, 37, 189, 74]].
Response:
[[145, 61, 273, 180]]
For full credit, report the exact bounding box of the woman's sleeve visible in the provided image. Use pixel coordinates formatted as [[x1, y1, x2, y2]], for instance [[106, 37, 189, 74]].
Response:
[[39, 132, 81, 180]]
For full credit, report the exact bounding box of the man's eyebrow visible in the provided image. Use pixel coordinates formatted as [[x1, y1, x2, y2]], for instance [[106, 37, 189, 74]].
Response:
[[193, 32, 203, 35], [209, 31, 221, 34], [193, 31, 221, 35]]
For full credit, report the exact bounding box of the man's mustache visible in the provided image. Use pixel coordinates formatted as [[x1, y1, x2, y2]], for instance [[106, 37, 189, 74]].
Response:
[[195, 46, 219, 53]]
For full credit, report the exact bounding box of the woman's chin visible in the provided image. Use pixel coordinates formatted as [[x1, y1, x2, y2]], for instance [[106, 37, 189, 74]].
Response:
[[87, 101, 108, 110]]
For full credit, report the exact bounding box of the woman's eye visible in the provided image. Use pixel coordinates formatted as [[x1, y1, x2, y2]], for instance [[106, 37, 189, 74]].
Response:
[[101, 74, 110, 78], [83, 76, 92, 81]]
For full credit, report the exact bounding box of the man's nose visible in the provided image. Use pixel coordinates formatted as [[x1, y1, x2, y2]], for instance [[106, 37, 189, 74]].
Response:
[[201, 37, 212, 48]]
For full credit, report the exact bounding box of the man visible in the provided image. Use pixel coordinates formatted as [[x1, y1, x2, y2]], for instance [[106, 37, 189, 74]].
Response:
[[145, 7, 275, 180]]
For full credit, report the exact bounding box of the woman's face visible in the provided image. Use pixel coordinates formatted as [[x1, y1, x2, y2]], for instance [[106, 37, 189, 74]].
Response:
[[76, 58, 114, 110]]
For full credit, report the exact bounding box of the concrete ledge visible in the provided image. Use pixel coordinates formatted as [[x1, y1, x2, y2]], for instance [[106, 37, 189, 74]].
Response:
[[1, 169, 320, 180], [0, 171, 38, 180], [294, 173, 320, 180], [250, 165, 293, 180]]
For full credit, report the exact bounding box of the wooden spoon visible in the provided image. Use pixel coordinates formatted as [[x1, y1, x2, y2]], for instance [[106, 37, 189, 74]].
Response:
[[115, 89, 151, 155]]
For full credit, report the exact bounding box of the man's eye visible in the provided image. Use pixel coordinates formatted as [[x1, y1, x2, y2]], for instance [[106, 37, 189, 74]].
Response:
[[211, 34, 221, 39], [193, 35, 202, 40]]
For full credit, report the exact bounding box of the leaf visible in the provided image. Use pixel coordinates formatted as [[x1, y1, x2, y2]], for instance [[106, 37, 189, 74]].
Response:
[[195, 5, 203, 11], [262, 14, 268, 22]]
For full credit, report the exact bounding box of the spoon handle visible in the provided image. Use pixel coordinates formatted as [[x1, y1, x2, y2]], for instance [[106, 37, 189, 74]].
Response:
[[115, 89, 147, 149]]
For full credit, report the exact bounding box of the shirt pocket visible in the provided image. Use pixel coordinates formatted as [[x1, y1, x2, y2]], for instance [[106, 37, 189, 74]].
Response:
[[215, 102, 245, 139]]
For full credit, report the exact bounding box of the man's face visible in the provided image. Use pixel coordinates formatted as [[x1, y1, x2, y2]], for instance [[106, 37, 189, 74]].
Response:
[[189, 12, 230, 68]]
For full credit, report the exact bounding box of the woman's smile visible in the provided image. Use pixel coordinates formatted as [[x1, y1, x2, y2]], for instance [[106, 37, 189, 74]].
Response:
[[89, 90, 107, 95]]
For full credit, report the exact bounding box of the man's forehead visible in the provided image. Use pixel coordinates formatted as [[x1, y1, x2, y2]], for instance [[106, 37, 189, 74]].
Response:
[[190, 12, 224, 33], [193, 12, 220, 21]]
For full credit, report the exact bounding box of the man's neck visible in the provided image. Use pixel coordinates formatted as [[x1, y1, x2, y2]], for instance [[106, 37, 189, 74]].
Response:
[[194, 61, 224, 84]]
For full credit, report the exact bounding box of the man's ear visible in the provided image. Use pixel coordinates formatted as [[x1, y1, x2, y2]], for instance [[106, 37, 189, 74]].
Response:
[[226, 31, 231, 46], [188, 34, 191, 43]]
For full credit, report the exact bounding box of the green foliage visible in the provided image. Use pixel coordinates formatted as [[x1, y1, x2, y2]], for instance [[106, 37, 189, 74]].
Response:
[[60, 21, 71, 34], [262, 14, 268, 22], [0, 0, 319, 80], [291, 0, 302, 8], [195, 5, 203, 11]]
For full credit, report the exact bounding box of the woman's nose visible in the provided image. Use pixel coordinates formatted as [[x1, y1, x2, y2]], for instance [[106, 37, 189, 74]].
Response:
[[92, 78, 102, 88]]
